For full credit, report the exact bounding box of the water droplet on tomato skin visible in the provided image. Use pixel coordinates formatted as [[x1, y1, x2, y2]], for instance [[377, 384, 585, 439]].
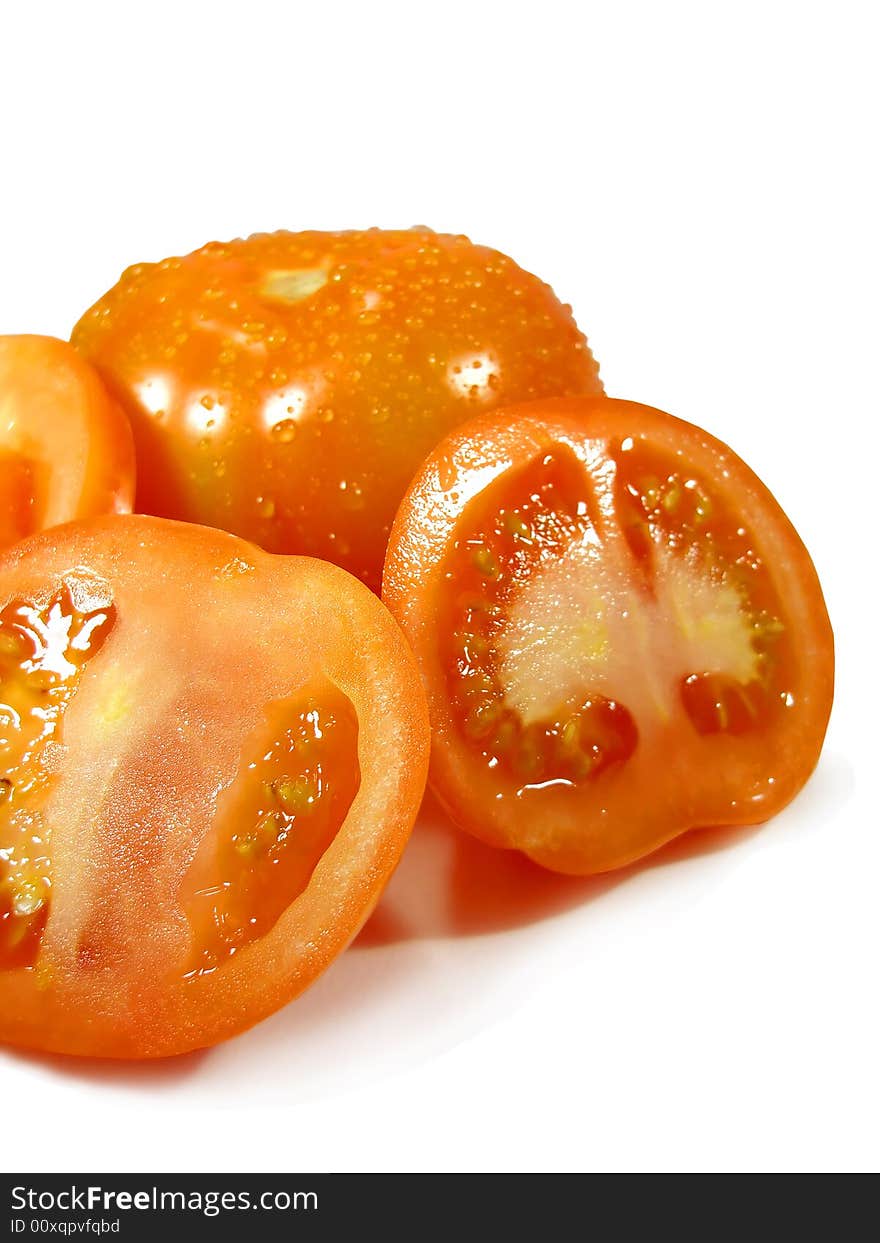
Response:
[[269, 418, 297, 444], [71, 227, 603, 594], [338, 480, 365, 510]]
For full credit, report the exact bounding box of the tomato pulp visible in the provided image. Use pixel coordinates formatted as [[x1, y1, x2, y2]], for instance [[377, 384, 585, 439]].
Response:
[[71, 228, 602, 591], [384, 397, 834, 874], [0, 516, 429, 1056]]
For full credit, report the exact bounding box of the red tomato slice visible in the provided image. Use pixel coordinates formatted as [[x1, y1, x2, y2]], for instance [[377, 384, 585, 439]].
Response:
[[0, 336, 135, 548], [0, 516, 429, 1057], [383, 397, 834, 875]]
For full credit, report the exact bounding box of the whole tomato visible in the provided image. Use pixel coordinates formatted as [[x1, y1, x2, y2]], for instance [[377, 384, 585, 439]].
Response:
[[72, 229, 602, 589]]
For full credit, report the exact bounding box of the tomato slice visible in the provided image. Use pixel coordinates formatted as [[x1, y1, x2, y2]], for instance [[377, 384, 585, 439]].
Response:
[[0, 336, 135, 549], [0, 516, 429, 1057], [383, 397, 834, 875]]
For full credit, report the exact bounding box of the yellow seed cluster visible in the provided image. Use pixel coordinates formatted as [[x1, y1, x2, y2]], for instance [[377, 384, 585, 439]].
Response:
[[181, 688, 360, 977]]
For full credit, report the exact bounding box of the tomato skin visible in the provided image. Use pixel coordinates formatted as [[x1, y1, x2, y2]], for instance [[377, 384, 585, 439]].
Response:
[[0, 516, 429, 1058], [383, 396, 834, 875], [0, 336, 135, 549], [71, 229, 602, 592]]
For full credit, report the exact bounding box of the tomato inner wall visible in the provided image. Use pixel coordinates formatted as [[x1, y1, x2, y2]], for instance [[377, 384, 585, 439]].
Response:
[[440, 439, 794, 798], [181, 680, 360, 976], [0, 587, 115, 968], [610, 435, 795, 735]]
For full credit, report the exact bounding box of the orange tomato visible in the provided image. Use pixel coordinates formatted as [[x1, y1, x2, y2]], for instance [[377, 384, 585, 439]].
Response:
[[384, 397, 834, 874], [0, 336, 134, 549], [72, 229, 602, 590], [0, 516, 429, 1057]]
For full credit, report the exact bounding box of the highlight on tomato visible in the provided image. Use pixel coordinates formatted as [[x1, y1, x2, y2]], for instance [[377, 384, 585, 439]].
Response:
[[0, 516, 430, 1058], [71, 228, 603, 591], [0, 335, 135, 550], [383, 397, 834, 875]]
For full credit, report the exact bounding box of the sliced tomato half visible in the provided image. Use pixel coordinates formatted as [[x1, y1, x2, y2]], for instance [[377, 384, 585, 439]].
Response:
[[383, 397, 834, 875], [0, 335, 135, 549], [0, 516, 429, 1057]]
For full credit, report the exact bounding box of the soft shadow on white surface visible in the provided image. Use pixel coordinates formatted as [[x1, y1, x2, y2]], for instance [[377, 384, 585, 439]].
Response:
[[1, 752, 854, 1105]]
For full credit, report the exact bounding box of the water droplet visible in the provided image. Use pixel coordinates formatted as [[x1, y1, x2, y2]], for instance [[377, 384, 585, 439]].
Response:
[[270, 419, 297, 444], [200, 394, 215, 410], [257, 496, 276, 519], [339, 480, 365, 510]]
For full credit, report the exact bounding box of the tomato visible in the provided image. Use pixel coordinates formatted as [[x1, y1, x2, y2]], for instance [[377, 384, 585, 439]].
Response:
[[383, 397, 834, 875], [0, 516, 429, 1058], [71, 228, 602, 592], [0, 336, 134, 549]]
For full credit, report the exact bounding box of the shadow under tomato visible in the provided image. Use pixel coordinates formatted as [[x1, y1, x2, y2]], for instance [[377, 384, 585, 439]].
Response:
[[0, 1042, 210, 1088], [3, 756, 851, 1089], [354, 791, 765, 948]]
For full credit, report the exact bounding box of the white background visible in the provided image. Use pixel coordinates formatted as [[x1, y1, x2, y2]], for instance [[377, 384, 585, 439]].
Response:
[[1, 0, 877, 1173]]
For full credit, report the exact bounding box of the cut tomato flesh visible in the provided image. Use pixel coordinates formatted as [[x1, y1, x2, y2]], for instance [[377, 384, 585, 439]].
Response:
[[385, 396, 833, 874], [440, 440, 793, 799], [0, 586, 115, 968], [0, 516, 430, 1058], [181, 680, 360, 975], [441, 450, 639, 789]]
